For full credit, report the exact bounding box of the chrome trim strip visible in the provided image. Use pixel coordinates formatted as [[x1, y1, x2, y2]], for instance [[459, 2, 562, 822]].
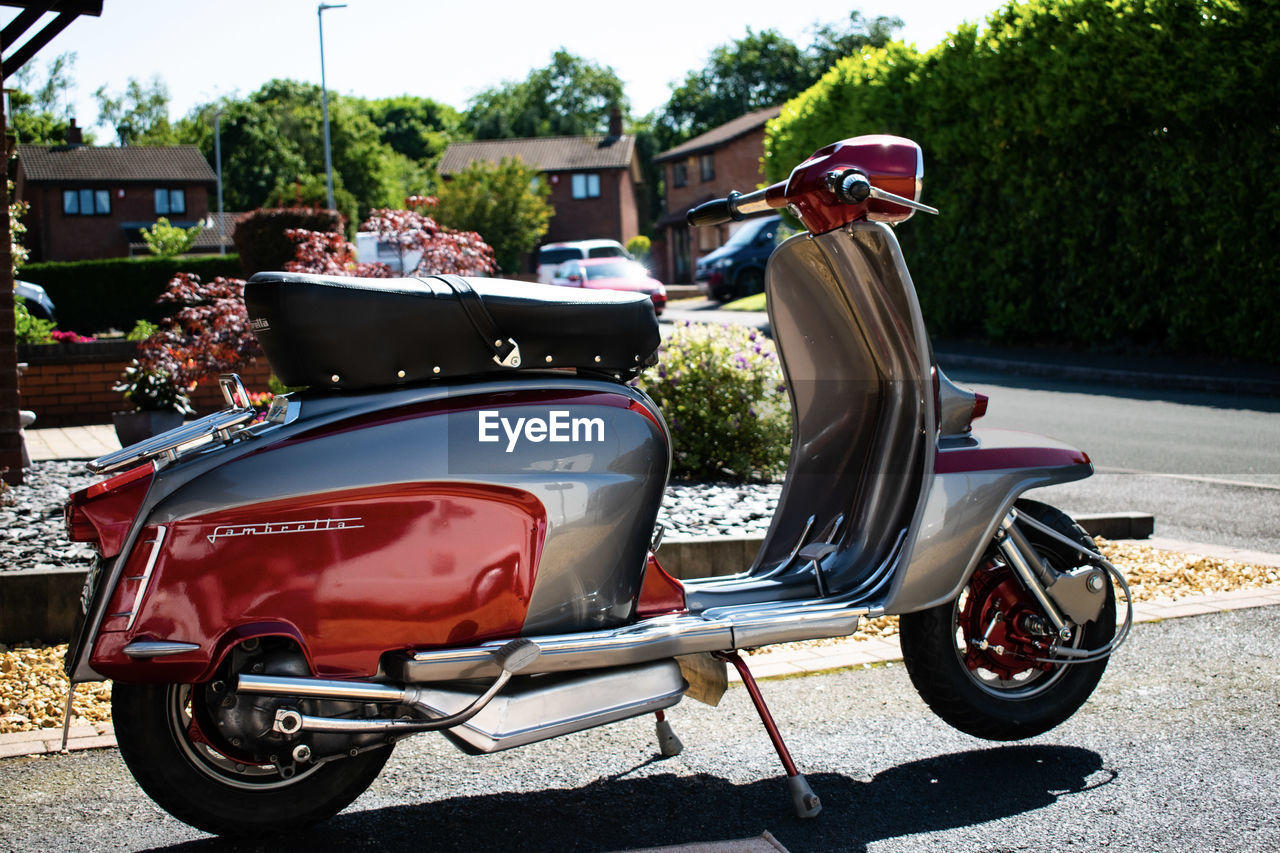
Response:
[[125, 525, 165, 630], [396, 595, 873, 682], [122, 640, 199, 658]]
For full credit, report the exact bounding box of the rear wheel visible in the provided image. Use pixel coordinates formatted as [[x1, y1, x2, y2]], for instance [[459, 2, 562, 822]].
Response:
[[899, 500, 1116, 740], [112, 646, 394, 835]]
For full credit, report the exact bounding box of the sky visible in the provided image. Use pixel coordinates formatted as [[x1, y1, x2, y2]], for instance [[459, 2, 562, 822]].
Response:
[[5, 0, 1009, 138]]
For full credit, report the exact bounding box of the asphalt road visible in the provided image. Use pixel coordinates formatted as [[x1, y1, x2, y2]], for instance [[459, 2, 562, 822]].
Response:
[[944, 367, 1280, 554], [664, 301, 1280, 554], [2, 606, 1276, 851]]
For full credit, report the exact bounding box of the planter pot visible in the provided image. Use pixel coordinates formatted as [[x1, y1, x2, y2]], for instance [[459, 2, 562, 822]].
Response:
[[112, 409, 185, 448]]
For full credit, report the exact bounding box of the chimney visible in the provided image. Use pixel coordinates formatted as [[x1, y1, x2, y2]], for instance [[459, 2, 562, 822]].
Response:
[[65, 118, 84, 147], [608, 107, 623, 139]]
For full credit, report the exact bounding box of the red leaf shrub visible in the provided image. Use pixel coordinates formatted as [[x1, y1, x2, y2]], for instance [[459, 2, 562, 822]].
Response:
[[286, 198, 497, 279], [136, 273, 263, 389]]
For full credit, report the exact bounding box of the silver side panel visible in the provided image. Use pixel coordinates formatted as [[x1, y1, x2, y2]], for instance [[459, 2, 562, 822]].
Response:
[[881, 429, 1093, 614]]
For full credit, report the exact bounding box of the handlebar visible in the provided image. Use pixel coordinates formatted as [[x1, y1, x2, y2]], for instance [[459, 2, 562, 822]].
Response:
[[686, 166, 937, 229]]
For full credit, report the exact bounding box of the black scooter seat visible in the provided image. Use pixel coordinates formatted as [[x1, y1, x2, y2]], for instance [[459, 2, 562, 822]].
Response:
[[246, 272, 661, 390]]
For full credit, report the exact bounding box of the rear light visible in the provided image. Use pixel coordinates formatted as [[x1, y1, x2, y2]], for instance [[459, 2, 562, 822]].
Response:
[[971, 392, 989, 421], [65, 462, 155, 557]]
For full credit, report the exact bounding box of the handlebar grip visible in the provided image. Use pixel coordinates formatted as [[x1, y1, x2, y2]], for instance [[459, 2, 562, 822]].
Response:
[[687, 192, 741, 227]]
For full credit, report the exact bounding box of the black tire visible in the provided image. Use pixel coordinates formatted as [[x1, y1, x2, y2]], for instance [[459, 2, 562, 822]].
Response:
[[112, 682, 393, 836], [734, 267, 765, 298], [899, 499, 1116, 741]]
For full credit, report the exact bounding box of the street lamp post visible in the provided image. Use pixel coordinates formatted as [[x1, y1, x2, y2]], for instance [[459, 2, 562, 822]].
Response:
[[213, 110, 225, 255], [317, 3, 347, 212]]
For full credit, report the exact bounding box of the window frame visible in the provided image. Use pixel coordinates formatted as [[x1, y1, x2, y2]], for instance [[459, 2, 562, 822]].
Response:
[[155, 187, 187, 216], [699, 153, 715, 182], [672, 162, 687, 188], [62, 187, 111, 216], [571, 173, 601, 199]]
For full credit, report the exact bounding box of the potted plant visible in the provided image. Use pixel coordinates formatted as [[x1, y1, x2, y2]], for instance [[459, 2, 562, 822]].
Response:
[[111, 359, 195, 447]]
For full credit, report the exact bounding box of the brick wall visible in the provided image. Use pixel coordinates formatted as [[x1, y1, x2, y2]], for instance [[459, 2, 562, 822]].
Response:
[[17, 341, 272, 427], [660, 127, 770, 283]]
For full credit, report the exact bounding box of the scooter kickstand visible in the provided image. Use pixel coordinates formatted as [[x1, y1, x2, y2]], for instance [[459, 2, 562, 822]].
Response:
[[654, 709, 684, 757], [714, 651, 822, 819]]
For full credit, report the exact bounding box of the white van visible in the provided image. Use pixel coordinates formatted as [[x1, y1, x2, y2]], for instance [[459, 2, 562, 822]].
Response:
[[536, 239, 629, 284]]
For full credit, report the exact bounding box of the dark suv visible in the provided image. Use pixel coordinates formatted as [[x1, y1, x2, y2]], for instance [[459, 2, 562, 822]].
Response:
[[695, 215, 795, 302]]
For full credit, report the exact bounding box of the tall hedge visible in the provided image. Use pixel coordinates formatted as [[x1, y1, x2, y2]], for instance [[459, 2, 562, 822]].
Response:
[[765, 0, 1280, 362], [231, 208, 345, 276], [19, 255, 244, 335]]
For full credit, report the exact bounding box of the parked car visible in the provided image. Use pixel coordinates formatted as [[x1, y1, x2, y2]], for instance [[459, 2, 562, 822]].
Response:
[[15, 280, 56, 322], [553, 258, 667, 315], [695, 215, 798, 302], [536, 239, 629, 283]]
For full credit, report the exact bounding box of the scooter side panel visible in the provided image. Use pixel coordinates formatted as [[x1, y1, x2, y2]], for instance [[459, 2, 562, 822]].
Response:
[[89, 382, 669, 681], [880, 427, 1093, 615], [90, 483, 543, 681]]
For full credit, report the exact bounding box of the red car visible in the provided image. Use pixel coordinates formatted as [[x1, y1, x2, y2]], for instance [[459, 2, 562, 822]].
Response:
[[553, 258, 667, 315]]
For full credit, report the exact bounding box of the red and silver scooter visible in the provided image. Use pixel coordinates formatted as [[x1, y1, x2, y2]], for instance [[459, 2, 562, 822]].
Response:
[[63, 135, 1130, 835]]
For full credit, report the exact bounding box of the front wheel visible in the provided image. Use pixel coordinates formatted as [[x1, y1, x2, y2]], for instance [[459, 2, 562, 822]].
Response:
[[112, 681, 393, 836], [899, 500, 1116, 741]]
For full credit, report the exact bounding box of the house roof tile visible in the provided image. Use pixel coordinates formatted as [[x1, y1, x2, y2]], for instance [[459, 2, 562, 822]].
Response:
[[439, 135, 636, 174], [16, 144, 217, 184], [653, 106, 782, 163]]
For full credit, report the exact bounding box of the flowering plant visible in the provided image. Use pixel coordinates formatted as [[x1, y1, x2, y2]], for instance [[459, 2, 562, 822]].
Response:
[[113, 358, 194, 415], [134, 273, 262, 390], [636, 323, 791, 482]]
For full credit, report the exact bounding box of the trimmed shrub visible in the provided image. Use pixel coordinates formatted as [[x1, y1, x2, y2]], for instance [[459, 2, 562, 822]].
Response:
[[765, 0, 1280, 362], [19, 255, 244, 335], [231, 208, 344, 276], [636, 323, 791, 482]]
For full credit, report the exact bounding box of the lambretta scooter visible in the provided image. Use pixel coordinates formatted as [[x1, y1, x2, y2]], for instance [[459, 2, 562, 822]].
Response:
[[62, 135, 1130, 836]]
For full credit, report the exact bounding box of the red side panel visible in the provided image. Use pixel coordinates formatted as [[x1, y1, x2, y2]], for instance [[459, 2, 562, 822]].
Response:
[[91, 482, 546, 681], [65, 463, 155, 557], [936, 439, 1090, 474], [635, 554, 687, 618]]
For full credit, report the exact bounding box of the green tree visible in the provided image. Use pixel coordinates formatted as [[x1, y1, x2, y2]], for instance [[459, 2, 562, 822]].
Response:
[[177, 80, 405, 219], [433, 158, 552, 273], [364, 95, 462, 163], [140, 217, 203, 257], [8, 52, 92, 144], [465, 49, 629, 139], [654, 14, 902, 148], [806, 11, 905, 74], [94, 76, 176, 145]]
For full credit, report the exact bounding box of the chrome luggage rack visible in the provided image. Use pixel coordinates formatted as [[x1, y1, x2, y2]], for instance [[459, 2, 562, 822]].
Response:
[[87, 374, 275, 475]]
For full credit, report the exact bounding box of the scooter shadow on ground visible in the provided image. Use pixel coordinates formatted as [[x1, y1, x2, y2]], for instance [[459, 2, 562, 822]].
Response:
[[146, 744, 1110, 853]]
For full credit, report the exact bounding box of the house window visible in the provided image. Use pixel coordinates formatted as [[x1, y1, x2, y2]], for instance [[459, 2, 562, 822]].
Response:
[[571, 173, 600, 199], [672, 163, 687, 188], [155, 188, 186, 215], [62, 188, 111, 216], [700, 153, 715, 182]]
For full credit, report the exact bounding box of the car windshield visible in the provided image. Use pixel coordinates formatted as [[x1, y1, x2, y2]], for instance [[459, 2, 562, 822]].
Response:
[[722, 217, 776, 248], [539, 248, 581, 266], [584, 261, 644, 280], [587, 246, 625, 259]]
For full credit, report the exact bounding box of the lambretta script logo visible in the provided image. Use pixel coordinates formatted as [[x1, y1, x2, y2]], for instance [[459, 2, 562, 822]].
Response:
[[207, 517, 363, 544], [478, 410, 606, 453]]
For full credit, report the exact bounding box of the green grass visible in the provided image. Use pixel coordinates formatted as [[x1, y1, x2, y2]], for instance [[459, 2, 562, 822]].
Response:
[[722, 292, 767, 312]]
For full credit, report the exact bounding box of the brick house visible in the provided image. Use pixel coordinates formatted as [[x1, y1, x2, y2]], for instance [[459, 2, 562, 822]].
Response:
[[15, 128, 220, 263], [653, 106, 781, 284], [438, 112, 642, 267]]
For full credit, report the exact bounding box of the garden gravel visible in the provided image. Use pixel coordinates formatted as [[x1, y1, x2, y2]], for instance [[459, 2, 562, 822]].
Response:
[[2, 462, 1276, 736]]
